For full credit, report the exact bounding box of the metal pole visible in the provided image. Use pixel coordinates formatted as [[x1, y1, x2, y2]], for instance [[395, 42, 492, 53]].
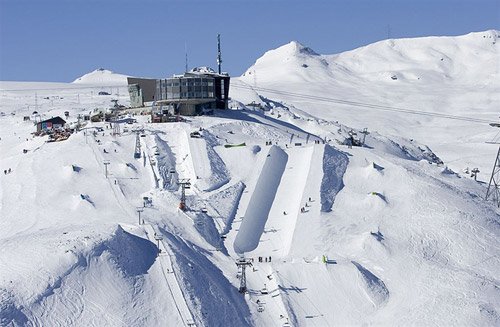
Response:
[[137, 208, 143, 225], [103, 161, 110, 178], [485, 146, 500, 206], [217, 34, 222, 74]]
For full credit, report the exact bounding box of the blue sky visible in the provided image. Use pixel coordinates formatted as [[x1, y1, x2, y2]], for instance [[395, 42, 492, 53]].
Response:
[[0, 0, 499, 82]]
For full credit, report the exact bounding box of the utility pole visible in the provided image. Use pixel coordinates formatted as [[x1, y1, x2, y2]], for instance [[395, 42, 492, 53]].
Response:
[[77, 114, 82, 132], [360, 128, 370, 146], [485, 146, 500, 207], [103, 160, 110, 178], [136, 207, 144, 225], [471, 168, 480, 181], [485, 120, 500, 207], [236, 257, 252, 293], [113, 122, 120, 136], [154, 233, 163, 254], [177, 179, 191, 211], [134, 131, 141, 158]]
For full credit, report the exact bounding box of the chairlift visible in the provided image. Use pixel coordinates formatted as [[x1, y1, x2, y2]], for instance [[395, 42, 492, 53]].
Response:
[[169, 168, 176, 174], [257, 305, 264, 313], [201, 207, 208, 213]]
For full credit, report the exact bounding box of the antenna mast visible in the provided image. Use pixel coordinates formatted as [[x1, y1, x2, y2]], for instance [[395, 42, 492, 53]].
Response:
[[217, 33, 222, 74], [185, 42, 188, 73]]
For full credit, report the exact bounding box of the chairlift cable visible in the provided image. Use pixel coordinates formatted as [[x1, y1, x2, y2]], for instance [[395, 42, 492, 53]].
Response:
[[231, 84, 492, 124]]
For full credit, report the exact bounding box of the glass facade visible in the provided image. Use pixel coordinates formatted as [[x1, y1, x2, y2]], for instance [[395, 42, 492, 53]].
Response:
[[156, 77, 216, 101]]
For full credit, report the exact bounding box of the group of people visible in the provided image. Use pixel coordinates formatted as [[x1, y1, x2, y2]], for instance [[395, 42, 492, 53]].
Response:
[[258, 256, 272, 263], [291, 197, 314, 214], [3, 168, 12, 175]]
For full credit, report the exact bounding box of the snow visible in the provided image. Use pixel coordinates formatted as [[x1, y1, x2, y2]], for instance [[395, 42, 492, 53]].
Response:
[[1, 30, 499, 326], [233, 145, 288, 254], [72, 68, 129, 86]]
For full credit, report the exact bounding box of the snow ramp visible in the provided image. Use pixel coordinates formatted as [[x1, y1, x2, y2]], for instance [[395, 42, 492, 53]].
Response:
[[186, 130, 230, 192], [287, 145, 325, 257], [256, 145, 315, 258], [233, 146, 288, 254], [155, 135, 178, 191]]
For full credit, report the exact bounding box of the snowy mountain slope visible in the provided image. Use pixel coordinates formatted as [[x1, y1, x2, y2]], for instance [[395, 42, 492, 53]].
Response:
[[233, 30, 500, 182], [0, 81, 130, 117], [72, 68, 129, 86], [241, 30, 499, 85], [1, 30, 499, 326]]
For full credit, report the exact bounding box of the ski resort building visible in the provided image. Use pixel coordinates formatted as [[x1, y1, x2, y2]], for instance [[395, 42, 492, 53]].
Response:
[[36, 116, 66, 133], [127, 77, 157, 108], [127, 67, 230, 117]]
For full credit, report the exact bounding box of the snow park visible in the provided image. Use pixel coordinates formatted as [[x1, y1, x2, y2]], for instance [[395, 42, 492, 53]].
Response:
[[1, 3, 500, 325]]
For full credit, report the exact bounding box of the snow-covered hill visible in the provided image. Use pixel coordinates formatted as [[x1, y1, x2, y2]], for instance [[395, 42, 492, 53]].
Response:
[[233, 30, 500, 183], [72, 68, 129, 85], [0, 31, 499, 326], [241, 30, 499, 85]]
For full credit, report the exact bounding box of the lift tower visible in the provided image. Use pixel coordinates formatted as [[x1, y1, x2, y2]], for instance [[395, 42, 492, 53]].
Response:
[[134, 131, 141, 159], [236, 257, 252, 293], [177, 179, 191, 211], [485, 121, 500, 207]]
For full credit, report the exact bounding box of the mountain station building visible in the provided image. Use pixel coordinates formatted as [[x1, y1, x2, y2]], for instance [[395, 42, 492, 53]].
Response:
[[127, 67, 230, 117]]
